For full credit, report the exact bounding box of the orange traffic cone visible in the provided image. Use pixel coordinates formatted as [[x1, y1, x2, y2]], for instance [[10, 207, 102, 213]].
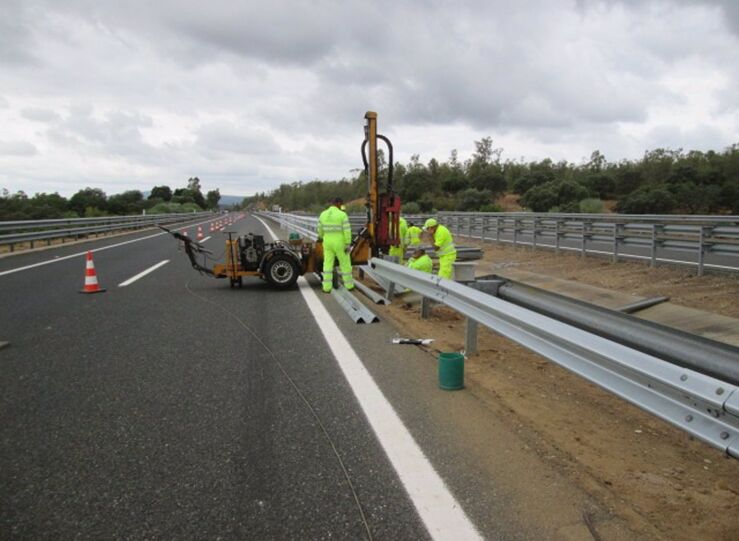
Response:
[[196, 226, 204, 240], [80, 251, 106, 294]]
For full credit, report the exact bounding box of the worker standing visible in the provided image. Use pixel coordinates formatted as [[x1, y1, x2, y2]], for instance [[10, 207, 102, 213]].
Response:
[[406, 221, 422, 246], [388, 216, 408, 264], [423, 218, 456, 279], [407, 248, 433, 273], [318, 197, 354, 293]]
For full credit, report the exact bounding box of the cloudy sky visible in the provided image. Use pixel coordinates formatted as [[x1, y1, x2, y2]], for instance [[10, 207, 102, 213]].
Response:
[[1, 0, 738, 197]]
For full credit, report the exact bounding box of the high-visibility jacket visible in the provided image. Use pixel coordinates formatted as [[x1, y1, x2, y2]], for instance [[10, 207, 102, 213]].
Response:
[[407, 225, 422, 245], [398, 217, 408, 245], [318, 206, 351, 245], [432, 224, 456, 257], [407, 254, 433, 273]]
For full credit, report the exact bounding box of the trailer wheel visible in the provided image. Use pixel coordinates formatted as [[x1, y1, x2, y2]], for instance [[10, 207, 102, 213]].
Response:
[[264, 254, 299, 289]]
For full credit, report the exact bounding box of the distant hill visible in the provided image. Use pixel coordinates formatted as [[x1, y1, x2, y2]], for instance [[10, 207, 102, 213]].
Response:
[[218, 195, 244, 208]]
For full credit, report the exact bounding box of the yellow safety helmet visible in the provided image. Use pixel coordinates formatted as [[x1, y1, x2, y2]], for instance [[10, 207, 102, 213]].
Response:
[[423, 218, 438, 229]]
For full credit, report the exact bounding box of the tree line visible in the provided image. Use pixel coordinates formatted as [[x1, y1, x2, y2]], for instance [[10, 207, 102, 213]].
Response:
[[1, 177, 221, 220], [243, 139, 739, 215]]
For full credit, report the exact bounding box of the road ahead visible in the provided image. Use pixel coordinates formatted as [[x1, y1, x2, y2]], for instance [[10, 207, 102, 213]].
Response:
[[1, 213, 622, 540]]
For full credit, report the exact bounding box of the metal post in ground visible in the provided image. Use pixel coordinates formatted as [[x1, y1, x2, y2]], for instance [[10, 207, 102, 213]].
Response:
[[481, 216, 487, 243], [420, 296, 432, 319], [581, 221, 588, 257], [555, 220, 561, 255], [612, 223, 620, 263], [650, 224, 662, 268], [495, 217, 501, 244], [532, 217, 538, 251], [698, 226, 708, 276], [513, 218, 519, 248], [465, 318, 478, 356]]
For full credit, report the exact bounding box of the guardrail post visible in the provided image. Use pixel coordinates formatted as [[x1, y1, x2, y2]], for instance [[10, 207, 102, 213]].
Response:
[[650, 224, 662, 268], [481, 216, 487, 242], [467, 216, 473, 238], [513, 218, 519, 248], [698, 226, 709, 276], [555, 220, 561, 255], [581, 221, 589, 257], [465, 318, 479, 356], [454, 262, 478, 355], [532, 217, 538, 251], [495, 217, 501, 244], [420, 297, 432, 319], [612, 223, 620, 263]]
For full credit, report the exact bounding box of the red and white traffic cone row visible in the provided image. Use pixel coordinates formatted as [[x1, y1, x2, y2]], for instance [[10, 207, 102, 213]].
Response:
[[80, 251, 105, 294]]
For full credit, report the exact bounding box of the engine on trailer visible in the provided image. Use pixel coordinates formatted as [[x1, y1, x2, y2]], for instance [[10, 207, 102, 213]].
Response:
[[239, 233, 266, 271]]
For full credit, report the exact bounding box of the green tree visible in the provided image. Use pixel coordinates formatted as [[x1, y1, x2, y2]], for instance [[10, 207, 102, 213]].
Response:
[[458, 188, 492, 211], [616, 186, 677, 214], [107, 190, 144, 215], [69, 187, 107, 216], [149, 185, 172, 201], [521, 182, 559, 212], [206, 189, 221, 209]]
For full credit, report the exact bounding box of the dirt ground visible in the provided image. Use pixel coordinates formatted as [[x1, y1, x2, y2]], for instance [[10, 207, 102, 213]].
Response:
[[367, 242, 739, 541]]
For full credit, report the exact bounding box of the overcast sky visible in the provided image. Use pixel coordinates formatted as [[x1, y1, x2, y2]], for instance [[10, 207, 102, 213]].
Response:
[[1, 0, 738, 197]]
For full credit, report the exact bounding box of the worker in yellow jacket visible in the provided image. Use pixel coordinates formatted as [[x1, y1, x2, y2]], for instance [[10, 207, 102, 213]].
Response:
[[406, 222, 422, 246], [424, 218, 456, 279], [407, 248, 433, 273], [318, 198, 354, 292], [388, 216, 408, 264]]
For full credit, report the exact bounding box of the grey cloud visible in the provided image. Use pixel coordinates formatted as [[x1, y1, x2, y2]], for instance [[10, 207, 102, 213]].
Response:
[[0, 140, 38, 156], [0, 0, 39, 66], [21, 107, 62, 122], [195, 121, 282, 156]]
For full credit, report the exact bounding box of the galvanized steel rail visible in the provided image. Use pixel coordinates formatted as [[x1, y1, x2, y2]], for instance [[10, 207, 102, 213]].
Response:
[[437, 211, 739, 275], [0, 211, 213, 251], [369, 258, 739, 459]]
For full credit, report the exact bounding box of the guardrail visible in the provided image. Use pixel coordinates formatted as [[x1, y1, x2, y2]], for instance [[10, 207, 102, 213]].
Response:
[[0, 211, 214, 252], [369, 257, 739, 458], [437, 212, 739, 275]]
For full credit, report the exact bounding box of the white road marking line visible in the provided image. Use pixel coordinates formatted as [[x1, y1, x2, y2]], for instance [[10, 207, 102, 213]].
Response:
[[199, 236, 211, 243], [0, 216, 214, 278], [254, 214, 482, 541], [118, 260, 170, 287]]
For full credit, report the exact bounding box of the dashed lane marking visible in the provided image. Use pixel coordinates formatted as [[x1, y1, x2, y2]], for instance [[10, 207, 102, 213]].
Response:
[[118, 260, 170, 287]]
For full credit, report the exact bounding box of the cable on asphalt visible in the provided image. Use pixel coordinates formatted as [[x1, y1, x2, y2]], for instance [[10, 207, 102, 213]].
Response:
[[183, 279, 374, 541]]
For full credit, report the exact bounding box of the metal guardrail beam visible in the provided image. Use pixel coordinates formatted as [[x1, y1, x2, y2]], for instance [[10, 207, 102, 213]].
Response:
[[262, 210, 739, 273], [0, 212, 213, 251], [437, 212, 739, 274], [369, 257, 739, 458]]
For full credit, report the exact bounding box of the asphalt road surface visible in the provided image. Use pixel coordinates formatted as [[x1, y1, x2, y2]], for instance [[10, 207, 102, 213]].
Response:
[[3, 212, 632, 540], [1, 214, 492, 540]]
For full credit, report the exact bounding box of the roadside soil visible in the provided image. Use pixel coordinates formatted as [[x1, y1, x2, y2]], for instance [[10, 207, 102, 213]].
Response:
[[366, 241, 739, 541]]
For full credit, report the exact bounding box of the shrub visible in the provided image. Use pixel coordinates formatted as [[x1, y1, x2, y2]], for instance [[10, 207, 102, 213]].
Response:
[[521, 182, 559, 212], [458, 188, 492, 211], [402, 201, 421, 214], [579, 198, 604, 213], [616, 185, 677, 214]]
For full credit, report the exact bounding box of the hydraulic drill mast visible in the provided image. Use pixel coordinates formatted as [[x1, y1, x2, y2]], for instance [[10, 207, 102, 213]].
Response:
[[359, 111, 401, 259]]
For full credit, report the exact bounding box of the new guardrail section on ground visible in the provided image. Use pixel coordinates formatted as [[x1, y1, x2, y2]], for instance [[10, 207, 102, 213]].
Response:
[[369, 258, 739, 459]]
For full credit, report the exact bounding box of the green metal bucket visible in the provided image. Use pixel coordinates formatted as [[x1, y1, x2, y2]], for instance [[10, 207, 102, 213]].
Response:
[[438, 352, 464, 390]]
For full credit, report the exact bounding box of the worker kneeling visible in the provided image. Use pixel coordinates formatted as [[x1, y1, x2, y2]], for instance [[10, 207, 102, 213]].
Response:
[[318, 197, 354, 293], [388, 216, 408, 264], [424, 218, 457, 279], [407, 248, 433, 273]]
